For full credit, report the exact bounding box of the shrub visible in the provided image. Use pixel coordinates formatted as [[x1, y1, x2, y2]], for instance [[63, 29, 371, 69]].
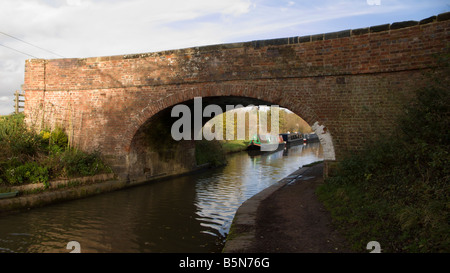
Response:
[[0, 114, 111, 186], [39, 127, 69, 154], [0, 114, 41, 158], [50, 127, 69, 149], [60, 149, 111, 177], [4, 162, 49, 185]]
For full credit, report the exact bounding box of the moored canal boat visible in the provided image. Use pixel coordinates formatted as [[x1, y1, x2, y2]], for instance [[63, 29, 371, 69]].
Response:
[[247, 134, 286, 153], [280, 132, 303, 145], [303, 133, 319, 143]]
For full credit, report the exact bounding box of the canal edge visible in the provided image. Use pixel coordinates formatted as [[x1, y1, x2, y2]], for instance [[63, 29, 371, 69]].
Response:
[[0, 175, 124, 216], [0, 164, 216, 216], [222, 165, 311, 253]]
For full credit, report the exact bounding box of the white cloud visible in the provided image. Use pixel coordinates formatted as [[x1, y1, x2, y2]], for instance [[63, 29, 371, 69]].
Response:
[[66, 0, 82, 6], [0, 96, 11, 102]]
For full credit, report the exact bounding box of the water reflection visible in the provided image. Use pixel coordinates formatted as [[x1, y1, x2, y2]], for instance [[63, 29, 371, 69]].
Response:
[[0, 143, 322, 253], [193, 143, 323, 241]]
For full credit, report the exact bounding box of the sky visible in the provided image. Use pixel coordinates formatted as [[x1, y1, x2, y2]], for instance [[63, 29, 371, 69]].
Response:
[[0, 0, 448, 115]]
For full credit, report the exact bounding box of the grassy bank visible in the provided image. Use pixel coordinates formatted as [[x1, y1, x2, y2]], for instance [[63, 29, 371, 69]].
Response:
[[195, 140, 249, 168], [316, 63, 449, 252], [195, 139, 228, 167], [220, 140, 249, 154], [0, 114, 111, 189]]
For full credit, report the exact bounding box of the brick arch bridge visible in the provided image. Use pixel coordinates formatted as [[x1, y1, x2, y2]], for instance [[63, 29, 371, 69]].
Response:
[[23, 13, 450, 182]]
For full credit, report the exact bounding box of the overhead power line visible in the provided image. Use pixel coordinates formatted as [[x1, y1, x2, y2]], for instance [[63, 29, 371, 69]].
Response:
[[0, 31, 65, 58], [0, 43, 38, 58]]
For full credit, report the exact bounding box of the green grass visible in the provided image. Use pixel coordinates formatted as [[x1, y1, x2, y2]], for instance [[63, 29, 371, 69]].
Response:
[[316, 60, 450, 253], [220, 140, 249, 154], [194, 139, 248, 169]]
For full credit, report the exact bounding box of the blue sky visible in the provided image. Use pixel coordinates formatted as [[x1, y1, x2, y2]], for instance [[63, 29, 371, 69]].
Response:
[[0, 0, 448, 115]]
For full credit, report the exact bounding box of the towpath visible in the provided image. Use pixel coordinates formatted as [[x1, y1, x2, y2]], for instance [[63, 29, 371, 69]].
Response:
[[223, 163, 353, 253]]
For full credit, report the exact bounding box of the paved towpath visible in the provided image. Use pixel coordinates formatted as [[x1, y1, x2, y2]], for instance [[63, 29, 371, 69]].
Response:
[[223, 163, 353, 253]]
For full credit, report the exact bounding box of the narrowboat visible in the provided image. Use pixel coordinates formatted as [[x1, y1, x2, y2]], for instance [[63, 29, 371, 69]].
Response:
[[303, 133, 320, 143], [247, 134, 286, 153], [279, 132, 303, 144]]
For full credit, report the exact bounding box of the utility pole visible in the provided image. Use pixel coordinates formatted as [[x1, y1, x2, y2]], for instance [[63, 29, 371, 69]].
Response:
[[14, 90, 24, 114]]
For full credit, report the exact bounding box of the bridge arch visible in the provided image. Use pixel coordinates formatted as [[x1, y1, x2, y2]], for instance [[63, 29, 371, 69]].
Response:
[[22, 14, 450, 182], [124, 89, 335, 183]]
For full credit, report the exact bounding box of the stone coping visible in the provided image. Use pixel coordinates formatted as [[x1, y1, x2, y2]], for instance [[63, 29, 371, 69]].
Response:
[[0, 173, 116, 215], [28, 12, 450, 62], [0, 163, 213, 215], [3, 173, 115, 193]]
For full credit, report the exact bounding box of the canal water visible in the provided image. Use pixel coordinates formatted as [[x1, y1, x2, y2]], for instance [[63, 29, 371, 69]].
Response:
[[0, 142, 323, 253]]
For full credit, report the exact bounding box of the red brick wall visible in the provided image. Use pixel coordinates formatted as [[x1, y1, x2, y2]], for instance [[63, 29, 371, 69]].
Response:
[[23, 14, 450, 179]]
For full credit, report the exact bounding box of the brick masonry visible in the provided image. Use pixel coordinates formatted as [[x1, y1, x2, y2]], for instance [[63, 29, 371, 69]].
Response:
[[23, 13, 450, 179]]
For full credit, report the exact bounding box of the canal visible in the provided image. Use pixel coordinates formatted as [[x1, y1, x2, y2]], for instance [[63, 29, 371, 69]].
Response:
[[0, 142, 323, 253]]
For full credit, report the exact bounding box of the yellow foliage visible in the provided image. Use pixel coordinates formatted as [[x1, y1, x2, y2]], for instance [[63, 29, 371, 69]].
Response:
[[40, 131, 51, 140]]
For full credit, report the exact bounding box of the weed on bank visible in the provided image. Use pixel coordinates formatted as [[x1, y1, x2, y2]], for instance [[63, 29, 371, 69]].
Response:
[[0, 114, 111, 188]]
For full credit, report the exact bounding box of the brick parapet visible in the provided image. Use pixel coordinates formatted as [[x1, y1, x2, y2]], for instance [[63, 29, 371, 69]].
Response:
[[22, 13, 450, 93]]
